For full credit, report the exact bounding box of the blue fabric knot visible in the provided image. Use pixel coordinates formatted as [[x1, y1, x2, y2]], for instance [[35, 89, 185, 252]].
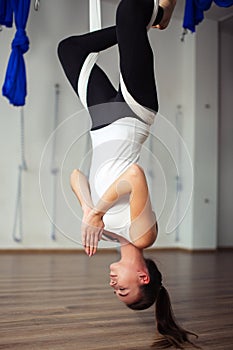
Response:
[[12, 28, 30, 54], [183, 0, 233, 32], [2, 0, 31, 106], [2, 27, 30, 106]]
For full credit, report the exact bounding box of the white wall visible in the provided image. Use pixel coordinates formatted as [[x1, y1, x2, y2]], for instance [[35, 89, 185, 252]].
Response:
[[146, 18, 191, 248], [192, 19, 218, 249], [175, 26, 196, 249], [0, 0, 220, 250], [218, 17, 233, 247], [0, 0, 90, 249]]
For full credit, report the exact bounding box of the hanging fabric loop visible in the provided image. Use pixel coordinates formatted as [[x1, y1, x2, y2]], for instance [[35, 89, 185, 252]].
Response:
[[2, 0, 31, 106], [12, 166, 23, 242], [183, 0, 233, 32], [89, 0, 102, 31], [174, 105, 183, 242], [0, 0, 13, 27], [20, 107, 27, 171], [50, 84, 60, 241], [34, 0, 40, 11], [12, 108, 28, 242], [195, 0, 213, 11], [78, 0, 103, 179]]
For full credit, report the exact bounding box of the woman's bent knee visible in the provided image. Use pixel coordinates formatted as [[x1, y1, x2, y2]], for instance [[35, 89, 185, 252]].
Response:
[[57, 36, 75, 61], [57, 38, 68, 60]]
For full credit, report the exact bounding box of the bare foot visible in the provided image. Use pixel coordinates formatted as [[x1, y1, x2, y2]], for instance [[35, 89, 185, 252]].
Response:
[[153, 0, 177, 30]]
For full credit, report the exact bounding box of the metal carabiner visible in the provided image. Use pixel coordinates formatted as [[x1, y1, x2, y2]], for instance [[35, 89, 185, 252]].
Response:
[[34, 0, 40, 11]]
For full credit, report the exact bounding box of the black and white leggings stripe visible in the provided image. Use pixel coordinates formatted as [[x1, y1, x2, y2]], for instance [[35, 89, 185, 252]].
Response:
[[57, 0, 163, 130]]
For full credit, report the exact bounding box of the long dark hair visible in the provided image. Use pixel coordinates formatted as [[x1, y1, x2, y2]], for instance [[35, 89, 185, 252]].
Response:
[[127, 258, 200, 349]]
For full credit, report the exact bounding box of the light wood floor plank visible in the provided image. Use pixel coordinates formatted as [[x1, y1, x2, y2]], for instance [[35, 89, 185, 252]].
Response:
[[0, 251, 232, 349]]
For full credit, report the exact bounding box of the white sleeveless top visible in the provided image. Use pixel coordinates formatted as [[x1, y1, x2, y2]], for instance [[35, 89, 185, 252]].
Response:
[[89, 117, 150, 242]]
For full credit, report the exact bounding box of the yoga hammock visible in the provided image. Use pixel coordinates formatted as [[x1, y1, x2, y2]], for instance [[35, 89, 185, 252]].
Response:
[[0, 0, 13, 27], [12, 108, 28, 242], [50, 84, 60, 241], [2, 0, 31, 106], [80, 0, 102, 179], [47, 2, 100, 241], [89, 0, 102, 31], [183, 0, 233, 32]]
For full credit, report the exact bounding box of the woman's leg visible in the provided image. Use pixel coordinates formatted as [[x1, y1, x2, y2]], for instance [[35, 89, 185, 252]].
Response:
[[57, 1, 164, 127], [57, 26, 118, 108], [116, 0, 159, 119], [57, 1, 163, 109]]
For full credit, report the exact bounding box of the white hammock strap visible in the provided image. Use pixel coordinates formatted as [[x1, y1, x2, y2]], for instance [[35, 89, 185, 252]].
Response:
[[89, 0, 102, 31]]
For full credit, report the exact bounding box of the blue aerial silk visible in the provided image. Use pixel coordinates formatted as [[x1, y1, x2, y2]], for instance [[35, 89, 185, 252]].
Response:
[[0, 0, 13, 27], [2, 0, 31, 106], [183, 0, 233, 32]]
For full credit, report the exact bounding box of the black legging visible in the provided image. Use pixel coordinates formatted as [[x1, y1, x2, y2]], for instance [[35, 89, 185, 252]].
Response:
[[58, 0, 163, 130]]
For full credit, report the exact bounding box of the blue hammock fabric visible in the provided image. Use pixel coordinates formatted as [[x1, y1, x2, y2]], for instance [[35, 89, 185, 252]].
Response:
[[0, 0, 13, 27], [2, 0, 31, 106], [183, 0, 233, 32]]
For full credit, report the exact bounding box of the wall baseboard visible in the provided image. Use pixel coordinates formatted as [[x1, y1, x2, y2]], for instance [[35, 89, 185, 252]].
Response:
[[0, 247, 231, 254]]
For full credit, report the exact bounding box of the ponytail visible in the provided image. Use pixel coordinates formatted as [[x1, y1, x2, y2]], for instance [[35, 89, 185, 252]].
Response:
[[127, 259, 199, 349], [154, 285, 199, 348]]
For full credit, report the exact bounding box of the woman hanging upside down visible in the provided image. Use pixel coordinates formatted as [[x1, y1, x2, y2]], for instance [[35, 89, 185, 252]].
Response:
[[58, 0, 199, 348]]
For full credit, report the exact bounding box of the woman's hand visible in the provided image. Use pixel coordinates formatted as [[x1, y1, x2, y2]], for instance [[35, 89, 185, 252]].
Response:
[[152, 0, 177, 30], [81, 208, 104, 256]]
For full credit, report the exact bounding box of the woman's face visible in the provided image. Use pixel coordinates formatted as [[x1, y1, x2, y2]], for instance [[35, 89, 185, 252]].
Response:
[[109, 261, 143, 305]]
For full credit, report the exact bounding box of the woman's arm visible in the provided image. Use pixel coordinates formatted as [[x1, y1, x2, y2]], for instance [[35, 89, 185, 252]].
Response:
[[71, 168, 133, 255], [85, 163, 157, 250], [70, 169, 104, 256], [71, 164, 157, 255], [70, 169, 94, 212], [152, 0, 177, 30]]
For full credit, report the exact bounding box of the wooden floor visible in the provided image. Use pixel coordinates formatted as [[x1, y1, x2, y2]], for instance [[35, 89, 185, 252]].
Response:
[[0, 250, 232, 350]]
